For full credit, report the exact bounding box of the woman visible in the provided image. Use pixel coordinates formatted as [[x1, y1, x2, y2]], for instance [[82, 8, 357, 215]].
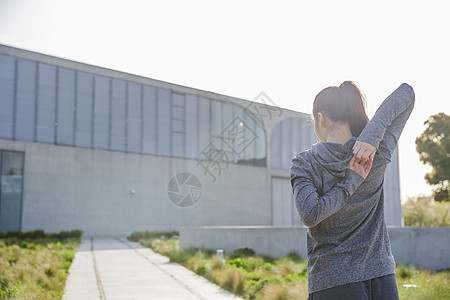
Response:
[[290, 81, 415, 299]]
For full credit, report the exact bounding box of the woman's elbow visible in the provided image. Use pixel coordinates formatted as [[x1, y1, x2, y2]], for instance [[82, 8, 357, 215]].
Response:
[[400, 83, 415, 103], [297, 209, 318, 228]]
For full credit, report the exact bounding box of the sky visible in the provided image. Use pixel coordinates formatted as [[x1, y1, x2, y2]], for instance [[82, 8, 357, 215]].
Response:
[[0, 0, 449, 201]]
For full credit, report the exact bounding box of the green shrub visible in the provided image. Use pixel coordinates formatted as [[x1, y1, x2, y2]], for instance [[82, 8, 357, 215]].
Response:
[[62, 250, 75, 263], [228, 258, 251, 270], [397, 264, 418, 279], [286, 252, 303, 262], [0, 229, 83, 242], [0, 280, 22, 298], [231, 247, 255, 258], [249, 276, 283, 292], [127, 230, 179, 242]]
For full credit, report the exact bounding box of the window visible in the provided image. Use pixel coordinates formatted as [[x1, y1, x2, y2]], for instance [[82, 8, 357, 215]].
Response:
[[171, 93, 185, 157], [57, 67, 76, 145], [127, 82, 142, 153], [75, 71, 93, 147], [15, 59, 37, 141], [0, 56, 268, 165], [271, 117, 314, 169], [110, 79, 126, 151], [0, 151, 24, 232], [0, 54, 15, 139], [36, 63, 57, 144], [142, 85, 157, 154], [93, 75, 110, 149]]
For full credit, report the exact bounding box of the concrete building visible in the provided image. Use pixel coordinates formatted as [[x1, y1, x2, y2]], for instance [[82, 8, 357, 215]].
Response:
[[0, 44, 402, 236]]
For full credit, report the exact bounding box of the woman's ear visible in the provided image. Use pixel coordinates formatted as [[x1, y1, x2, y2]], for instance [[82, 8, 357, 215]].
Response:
[[317, 112, 326, 128]]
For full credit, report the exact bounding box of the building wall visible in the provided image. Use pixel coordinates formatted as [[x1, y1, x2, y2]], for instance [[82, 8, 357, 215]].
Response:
[[180, 226, 450, 272], [0, 44, 402, 235], [0, 139, 272, 236]]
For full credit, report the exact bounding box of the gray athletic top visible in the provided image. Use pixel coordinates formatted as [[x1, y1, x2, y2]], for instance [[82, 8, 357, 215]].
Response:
[[290, 83, 415, 293]]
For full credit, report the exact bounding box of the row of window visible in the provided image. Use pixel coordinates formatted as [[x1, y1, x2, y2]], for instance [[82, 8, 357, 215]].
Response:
[[0, 54, 266, 166]]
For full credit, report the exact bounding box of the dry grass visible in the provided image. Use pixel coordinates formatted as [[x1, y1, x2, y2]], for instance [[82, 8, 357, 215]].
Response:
[[397, 265, 450, 300], [130, 231, 450, 300], [214, 267, 246, 295], [0, 231, 80, 299]]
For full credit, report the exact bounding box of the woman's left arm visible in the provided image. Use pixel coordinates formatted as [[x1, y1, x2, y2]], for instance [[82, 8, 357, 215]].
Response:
[[354, 83, 415, 163]]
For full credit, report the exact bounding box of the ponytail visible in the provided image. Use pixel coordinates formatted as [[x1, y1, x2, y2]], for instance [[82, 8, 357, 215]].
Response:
[[313, 81, 369, 137]]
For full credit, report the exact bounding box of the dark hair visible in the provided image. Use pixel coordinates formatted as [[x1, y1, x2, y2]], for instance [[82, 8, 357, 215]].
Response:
[[312, 81, 369, 137]]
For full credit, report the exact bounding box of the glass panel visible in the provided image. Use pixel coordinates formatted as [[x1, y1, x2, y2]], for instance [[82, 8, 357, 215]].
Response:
[[197, 97, 210, 158], [157, 88, 171, 155], [171, 132, 185, 157], [127, 82, 142, 153], [271, 117, 314, 169], [56, 67, 76, 145], [238, 110, 258, 165], [272, 177, 303, 226], [142, 85, 157, 154], [172, 106, 184, 119], [15, 59, 37, 142], [254, 124, 266, 166], [281, 119, 292, 170], [271, 123, 282, 169], [172, 119, 184, 133], [0, 151, 24, 232], [75, 71, 93, 147], [93, 75, 110, 149], [172, 93, 185, 107], [185, 94, 198, 159], [210, 100, 222, 149], [111, 79, 126, 151], [0, 54, 15, 139], [36, 63, 56, 144], [291, 117, 302, 158]]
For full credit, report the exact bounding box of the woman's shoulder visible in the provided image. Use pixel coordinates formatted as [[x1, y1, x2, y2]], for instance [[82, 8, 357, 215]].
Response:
[[292, 147, 313, 161], [290, 148, 314, 174]]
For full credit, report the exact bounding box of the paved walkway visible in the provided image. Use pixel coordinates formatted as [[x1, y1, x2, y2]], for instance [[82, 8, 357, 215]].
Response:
[[63, 237, 242, 300]]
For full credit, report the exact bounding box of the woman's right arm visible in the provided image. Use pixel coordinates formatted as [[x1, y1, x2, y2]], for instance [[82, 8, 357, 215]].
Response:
[[290, 155, 366, 228], [355, 83, 415, 162]]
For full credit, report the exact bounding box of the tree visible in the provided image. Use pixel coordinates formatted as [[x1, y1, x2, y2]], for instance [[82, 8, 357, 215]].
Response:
[[402, 196, 450, 226], [415, 112, 450, 202]]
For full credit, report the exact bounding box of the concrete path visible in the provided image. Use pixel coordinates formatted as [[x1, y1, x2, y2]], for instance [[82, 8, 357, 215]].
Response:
[[63, 237, 242, 300]]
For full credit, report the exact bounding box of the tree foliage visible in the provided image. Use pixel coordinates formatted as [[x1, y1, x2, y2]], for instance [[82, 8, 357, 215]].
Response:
[[402, 196, 450, 227], [415, 112, 450, 202]]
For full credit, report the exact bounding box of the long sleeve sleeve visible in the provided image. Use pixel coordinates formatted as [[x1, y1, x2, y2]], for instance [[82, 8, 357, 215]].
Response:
[[290, 155, 365, 228], [357, 83, 415, 162]]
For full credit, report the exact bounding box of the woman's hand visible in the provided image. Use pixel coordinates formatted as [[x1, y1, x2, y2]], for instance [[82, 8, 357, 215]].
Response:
[[350, 156, 372, 179], [352, 141, 376, 164]]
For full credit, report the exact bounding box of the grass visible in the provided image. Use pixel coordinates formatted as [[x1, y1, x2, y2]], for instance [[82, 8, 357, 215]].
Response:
[[0, 229, 82, 299], [128, 230, 450, 300], [396, 264, 450, 300]]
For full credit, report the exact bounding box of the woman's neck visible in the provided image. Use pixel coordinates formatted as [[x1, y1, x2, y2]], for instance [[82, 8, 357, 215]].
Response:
[[326, 123, 353, 145]]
